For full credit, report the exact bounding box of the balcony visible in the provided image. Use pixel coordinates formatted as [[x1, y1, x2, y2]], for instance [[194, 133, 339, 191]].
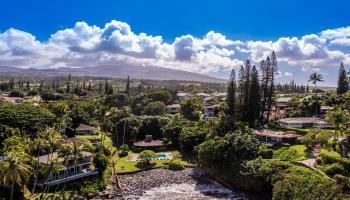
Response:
[[40, 169, 98, 186]]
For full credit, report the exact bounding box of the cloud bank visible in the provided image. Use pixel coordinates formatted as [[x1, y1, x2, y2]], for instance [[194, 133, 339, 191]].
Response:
[[1, 20, 350, 78]]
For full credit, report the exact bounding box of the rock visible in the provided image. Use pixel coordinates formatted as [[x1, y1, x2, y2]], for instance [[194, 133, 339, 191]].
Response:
[[91, 168, 213, 199]]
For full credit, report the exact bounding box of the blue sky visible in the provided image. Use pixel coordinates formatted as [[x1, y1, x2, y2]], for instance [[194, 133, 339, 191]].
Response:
[[1, 0, 350, 85]]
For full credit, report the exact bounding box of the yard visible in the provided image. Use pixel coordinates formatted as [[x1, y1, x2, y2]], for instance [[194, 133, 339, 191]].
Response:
[[114, 150, 184, 173], [271, 144, 308, 161]]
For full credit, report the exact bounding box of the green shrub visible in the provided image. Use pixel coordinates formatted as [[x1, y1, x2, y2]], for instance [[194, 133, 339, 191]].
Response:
[[137, 150, 156, 168], [323, 163, 345, 177], [9, 89, 24, 98], [79, 177, 106, 196], [118, 151, 128, 157], [120, 144, 129, 151], [318, 152, 340, 165], [93, 152, 109, 174], [334, 174, 350, 191], [273, 147, 304, 161], [259, 149, 273, 159], [169, 160, 184, 170]]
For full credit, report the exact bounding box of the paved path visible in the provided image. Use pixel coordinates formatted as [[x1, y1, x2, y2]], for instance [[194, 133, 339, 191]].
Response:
[[299, 158, 316, 167], [297, 158, 329, 177]]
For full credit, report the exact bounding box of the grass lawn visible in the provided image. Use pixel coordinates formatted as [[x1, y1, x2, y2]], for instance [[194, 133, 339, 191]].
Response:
[[319, 148, 341, 158], [272, 144, 308, 161], [114, 150, 182, 173], [75, 133, 113, 148]]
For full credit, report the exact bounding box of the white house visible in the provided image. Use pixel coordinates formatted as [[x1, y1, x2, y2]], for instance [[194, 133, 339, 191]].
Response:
[[276, 97, 291, 109], [166, 104, 181, 114], [177, 92, 191, 101], [278, 117, 333, 128], [204, 104, 220, 119], [203, 97, 213, 105], [38, 151, 97, 186]]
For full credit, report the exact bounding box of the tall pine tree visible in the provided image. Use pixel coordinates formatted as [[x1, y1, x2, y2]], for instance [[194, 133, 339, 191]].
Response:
[[337, 62, 349, 95], [226, 69, 236, 117], [266, 51, 278, 121], [247, 65, 261, 126], [26, 80, 30, 91], [66, 74, 71, 93], [125, 76, 130, 95]]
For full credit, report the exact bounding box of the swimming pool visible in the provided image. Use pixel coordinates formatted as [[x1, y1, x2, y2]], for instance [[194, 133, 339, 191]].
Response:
[[143, 153, 172, 160], [156, 153, 167, 158]]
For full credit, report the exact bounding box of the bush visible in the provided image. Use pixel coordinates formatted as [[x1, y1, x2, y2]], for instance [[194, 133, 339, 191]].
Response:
[[79, 176, 107, 196], [260, 149, 273, 159], [323, 163, 345, 177], [142, 101, 166, 116], [27, 89, 38, 96], [179, 126, 206, 150], [120, 144, 129, 151], [334, 174, 350, 191], [169, 160, 184, 170], [118, 151, 128, 157], [318, 152, 340, 165], [93, 153, 109, 174], [94, 144, 111, 156], [9, 89, 24, 97]]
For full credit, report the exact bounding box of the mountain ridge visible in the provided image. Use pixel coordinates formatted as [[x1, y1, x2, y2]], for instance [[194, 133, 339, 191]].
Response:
[[0, 65, 225, 82]]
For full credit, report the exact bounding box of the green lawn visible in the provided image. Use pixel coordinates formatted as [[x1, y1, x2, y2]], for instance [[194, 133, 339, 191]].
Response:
[[319, 148, 341, 158], [272, 145, 308, 161], [75, 133, 113, 147], [114, 150, 182, 173]]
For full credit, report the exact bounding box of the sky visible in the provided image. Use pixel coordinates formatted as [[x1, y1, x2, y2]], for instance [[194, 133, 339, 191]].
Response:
[[1, 0, 350, 86]]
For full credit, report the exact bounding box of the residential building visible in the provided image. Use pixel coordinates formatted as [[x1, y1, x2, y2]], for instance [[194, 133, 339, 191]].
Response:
[[166, 104, 181, 114], [203, 96, 213, 105], [177, 92, 191, 101], [38, 151, 97, 186], [75, 124, 97, 135], [278, 117, 333, 128], [204, 104, 220, 118], [253, 129, 301, 144], [276, 97, 291, 109]]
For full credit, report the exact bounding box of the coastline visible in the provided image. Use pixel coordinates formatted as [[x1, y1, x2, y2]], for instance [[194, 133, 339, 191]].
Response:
[[91, 168, 249, 199]]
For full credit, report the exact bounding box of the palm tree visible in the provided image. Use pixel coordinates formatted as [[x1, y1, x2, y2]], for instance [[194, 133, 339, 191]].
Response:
[[71, 141, 84, 175], [308, 72, 324, 115], [30, 134, 49, 196], [41, 128, 61, 194], [0, 152, 31, 200], [57, 142, 73, 198], [326, 107, 350, 143]]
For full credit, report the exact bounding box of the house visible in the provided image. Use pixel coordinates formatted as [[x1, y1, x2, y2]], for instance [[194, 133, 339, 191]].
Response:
[[196, 93, 210, 98], [320, 106, 332, 114], [166, 104, 181, 114], [278, 117, 333, 128], [204, 104, 220, 118], [75, 124, 97, 135], [212, 92, 227, 97], [253, 129, 301, 144], [203, 97, 213, 105], [177, 92, 191, 101], [276, 97, 291, 109], [0, 96, 24, 104], [38, 151, 97, 186]]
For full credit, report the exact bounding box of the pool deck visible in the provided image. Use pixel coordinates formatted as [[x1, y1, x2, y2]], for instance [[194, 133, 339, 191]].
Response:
[[128, 152, 173, 162]]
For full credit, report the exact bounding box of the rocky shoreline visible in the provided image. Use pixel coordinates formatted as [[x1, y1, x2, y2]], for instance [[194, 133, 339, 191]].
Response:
[[92, 168, 248, 200]]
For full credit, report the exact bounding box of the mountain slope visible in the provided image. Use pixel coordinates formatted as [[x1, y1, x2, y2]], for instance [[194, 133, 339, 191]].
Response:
[[0, 65, 225, 82]]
